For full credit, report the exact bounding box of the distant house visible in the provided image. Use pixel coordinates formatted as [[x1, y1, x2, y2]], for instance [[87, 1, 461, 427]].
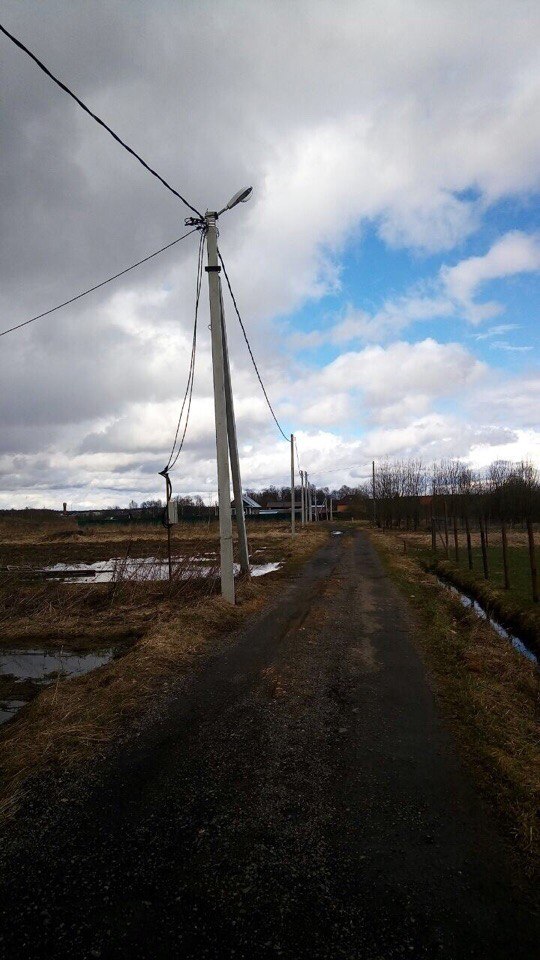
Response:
[[263, 499, 302, 514], [231, 493, 263, 516]]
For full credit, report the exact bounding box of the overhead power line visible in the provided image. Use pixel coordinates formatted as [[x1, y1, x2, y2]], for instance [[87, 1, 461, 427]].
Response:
[[218, 249, 289, 443], [0, 228, 198, 338], [0, 23, 202, 218], [164, 228, 206, 473]]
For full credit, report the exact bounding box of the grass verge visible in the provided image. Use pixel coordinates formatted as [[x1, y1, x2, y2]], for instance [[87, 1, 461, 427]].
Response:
[[0, 524, 328, 823], [370, 528, 539, 878]]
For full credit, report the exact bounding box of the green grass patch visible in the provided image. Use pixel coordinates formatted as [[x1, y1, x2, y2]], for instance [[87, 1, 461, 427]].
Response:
[[453, 545, 536, 609]]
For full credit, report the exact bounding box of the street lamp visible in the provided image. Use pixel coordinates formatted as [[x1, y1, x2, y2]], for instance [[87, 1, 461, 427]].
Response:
[[217, 186, 253, 216]]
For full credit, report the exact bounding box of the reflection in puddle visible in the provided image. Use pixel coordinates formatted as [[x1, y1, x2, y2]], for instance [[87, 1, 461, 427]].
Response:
[[0, 700, 26, 724], [23, 558, 282, 583], [437, 577, 538, 665], [0, 649, 115, 725], [2, 649, 114, 682]]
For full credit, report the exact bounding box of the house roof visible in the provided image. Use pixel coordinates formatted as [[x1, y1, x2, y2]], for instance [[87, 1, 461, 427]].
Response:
[[241, 493, 262, 509]]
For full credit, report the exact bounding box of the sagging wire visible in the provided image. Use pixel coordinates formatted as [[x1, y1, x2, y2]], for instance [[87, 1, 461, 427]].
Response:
[[0, 24, 202, 218], [0, 228, 198, 338], [217, 247, 289, 443]]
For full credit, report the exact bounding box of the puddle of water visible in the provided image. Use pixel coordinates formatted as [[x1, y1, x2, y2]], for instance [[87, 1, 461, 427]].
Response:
[[33, 559, 282, 583], [1, 649, 114, 682], [437, 577, 538, 665], [0, 700, 27, 724], [249, 562, 281, 577], [332, 531, 343, 536], [0, 649, 115, 725]]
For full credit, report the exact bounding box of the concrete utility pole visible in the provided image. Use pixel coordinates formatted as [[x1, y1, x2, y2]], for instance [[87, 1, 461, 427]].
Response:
[[300, 470, 305, 525], [290, 434, 295, 536], [205, 212, 235, 603], [220, 284, 250, 575], [372, 460, 376, 526], [196, 186, 253, 602], [330, 497, 333, 521]]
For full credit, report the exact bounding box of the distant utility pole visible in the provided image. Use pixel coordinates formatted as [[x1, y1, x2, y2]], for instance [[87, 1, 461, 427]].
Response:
[[290, 434, 295, 536], [329, 497, 333, 521], [300, 470, 305, 525], [201, 187, 253, 603], [372, 460, 376, 526]]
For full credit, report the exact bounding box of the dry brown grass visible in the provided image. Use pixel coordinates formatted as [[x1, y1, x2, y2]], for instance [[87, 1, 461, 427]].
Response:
[[370, 527, 540, 875], [0, 523, 328, 822]]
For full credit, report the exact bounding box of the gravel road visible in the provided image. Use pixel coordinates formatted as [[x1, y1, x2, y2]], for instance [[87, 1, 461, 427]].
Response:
[[1, 530, 537, 959]]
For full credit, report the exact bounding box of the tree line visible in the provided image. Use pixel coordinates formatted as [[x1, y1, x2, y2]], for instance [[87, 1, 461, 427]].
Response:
[[369, 458, 540, 528]]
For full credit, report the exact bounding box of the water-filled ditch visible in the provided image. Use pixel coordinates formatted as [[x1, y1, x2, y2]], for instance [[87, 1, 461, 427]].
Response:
[[436, 576, 538, 666]]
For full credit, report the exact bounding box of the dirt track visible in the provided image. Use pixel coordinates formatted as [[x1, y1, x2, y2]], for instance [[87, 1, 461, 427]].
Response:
[[1, 530, 537, 959]]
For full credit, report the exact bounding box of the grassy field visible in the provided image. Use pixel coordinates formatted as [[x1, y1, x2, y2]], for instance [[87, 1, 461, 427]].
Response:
[[370, 526, 539, 877], [0, 518, 329, 821], [459, 544, 535, 605]]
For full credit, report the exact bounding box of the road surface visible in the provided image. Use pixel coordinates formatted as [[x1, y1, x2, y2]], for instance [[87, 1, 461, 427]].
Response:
[[1, 531, 537, 958]]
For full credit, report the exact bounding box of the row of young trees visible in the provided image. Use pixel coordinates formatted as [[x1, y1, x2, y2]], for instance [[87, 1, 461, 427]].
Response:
[[370, 458, 540, 528]]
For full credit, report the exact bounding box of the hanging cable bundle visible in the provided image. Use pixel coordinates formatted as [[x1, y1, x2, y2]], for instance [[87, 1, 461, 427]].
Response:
[[161, 227, 206, 477]]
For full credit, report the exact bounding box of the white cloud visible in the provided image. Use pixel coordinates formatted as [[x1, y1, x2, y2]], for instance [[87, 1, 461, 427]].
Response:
[[490, 341, 532, 352], [441, 231, 540, 323], [314, 338, 485, 422], [472, 323, 519, 340]]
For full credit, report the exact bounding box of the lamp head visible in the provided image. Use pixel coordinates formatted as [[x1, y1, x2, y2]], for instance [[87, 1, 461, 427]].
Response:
[[217, 186, 253, 216], [226, 186, 253, 209]]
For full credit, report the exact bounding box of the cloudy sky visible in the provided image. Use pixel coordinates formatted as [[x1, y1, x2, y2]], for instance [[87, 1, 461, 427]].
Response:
[[1, 0, 539, 508]]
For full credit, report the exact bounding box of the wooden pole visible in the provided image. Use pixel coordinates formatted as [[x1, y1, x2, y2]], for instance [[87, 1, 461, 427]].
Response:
[[443, 500, 449, 557], [501, 521, 510, 590], [526, 519, 538, 603], [479, 517, 489, 580], [453, 513, 459, 563], [465, 515, 473, 570]]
